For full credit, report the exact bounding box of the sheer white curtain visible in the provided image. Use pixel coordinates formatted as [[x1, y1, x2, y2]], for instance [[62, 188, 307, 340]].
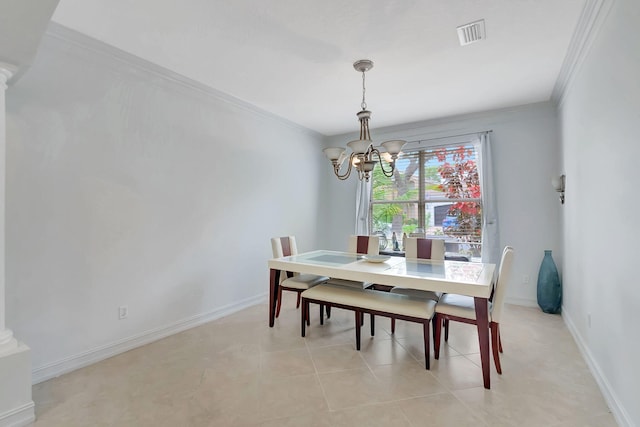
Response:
[[477, 132, 500, 264], [355, 179, 371, 235]]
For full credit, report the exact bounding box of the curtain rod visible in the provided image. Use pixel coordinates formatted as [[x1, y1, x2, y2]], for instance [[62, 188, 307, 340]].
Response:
[[410, 129, 493, 145]]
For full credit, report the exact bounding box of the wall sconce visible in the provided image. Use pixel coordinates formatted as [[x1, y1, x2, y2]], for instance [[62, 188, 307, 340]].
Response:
[[552, 174, 565, 204]]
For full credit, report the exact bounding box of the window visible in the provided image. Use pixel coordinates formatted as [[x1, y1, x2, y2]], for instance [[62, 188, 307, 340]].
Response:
[[370, 143, 482, 259]]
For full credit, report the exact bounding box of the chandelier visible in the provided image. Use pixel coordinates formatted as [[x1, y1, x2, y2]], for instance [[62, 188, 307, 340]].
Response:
[[323, 59, 406, 181]]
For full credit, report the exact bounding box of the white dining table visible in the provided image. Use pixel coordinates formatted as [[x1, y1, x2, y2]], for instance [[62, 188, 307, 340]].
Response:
[[268, 250, 496, 389]]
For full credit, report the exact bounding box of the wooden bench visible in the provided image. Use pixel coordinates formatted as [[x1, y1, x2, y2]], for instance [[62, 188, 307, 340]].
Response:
[[300, 284, 437, 369]]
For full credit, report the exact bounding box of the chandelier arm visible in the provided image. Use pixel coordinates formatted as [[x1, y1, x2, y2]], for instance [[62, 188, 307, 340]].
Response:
[[371, 148, 396, 177], [333, 153, 356, 180], [378, 158, 395, 177]]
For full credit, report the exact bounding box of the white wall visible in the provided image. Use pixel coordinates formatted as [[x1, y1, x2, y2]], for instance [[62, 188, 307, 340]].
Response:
[[558, 0, 639, 424], [319, 102, 563, 307], [5, 25, 326, 381]]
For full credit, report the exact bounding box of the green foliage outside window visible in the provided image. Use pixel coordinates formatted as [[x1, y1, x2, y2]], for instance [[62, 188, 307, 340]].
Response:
[[371, 165, 419, 235]]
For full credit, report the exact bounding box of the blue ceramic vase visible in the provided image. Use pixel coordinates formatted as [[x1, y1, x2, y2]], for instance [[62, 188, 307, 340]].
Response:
[[537, 250, 562, 314]]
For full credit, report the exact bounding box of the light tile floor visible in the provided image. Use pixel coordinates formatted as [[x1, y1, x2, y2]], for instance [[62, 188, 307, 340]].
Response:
[[29, 293, 617, 426]]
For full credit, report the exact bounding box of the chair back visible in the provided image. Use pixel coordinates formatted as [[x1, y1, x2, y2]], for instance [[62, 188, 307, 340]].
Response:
[[347, 235, 380, 255], [271, 236, 300, 284], [404, 237, 445, 260], [271, 236, 298, 258], [490, 246, 515, 323]]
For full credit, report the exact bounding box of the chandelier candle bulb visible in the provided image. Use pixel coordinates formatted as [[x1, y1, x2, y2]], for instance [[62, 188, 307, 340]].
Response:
[[380, 151, 393, 163]]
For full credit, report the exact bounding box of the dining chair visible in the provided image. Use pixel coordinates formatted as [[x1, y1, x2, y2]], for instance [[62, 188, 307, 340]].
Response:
[[270, 236, 329, 319], [324, 235, 380, 290], [388, 237, 445, 333], [321, 235, 380, 326], [433, 246, 514, 374], [347, 234, 380, 255]]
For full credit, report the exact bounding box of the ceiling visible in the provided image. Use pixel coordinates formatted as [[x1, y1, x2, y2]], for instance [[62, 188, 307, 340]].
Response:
[[46, 0, 585, 136]]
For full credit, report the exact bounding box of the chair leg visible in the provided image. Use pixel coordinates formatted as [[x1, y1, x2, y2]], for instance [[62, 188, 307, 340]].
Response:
[[296, 292, 301, 309], [370, 314, 375, 336], [444, 319, 450, 342], [355, 311, 361, 350], [360, 312, 365, 327], [301, 299, 307, 337], [491, 322, 502, 374], [434, 314, 443, 360], [326, 305, 331, 319], [391, 318, 396, 334], [498, 326, 503, 353], [319, 304, 324, 325], [423, 320, 431, 370], [275, 286, 283, 318], [431, 318, 438, 350]]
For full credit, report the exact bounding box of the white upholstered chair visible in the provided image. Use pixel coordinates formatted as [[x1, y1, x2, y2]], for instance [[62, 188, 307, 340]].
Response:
[[271, 236, 329, 318], [434, 246, 514, 374], [389, 238, 445, 333]]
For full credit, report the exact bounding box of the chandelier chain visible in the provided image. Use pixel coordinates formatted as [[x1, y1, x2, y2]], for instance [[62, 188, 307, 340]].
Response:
[[361, 70, 367, 111]]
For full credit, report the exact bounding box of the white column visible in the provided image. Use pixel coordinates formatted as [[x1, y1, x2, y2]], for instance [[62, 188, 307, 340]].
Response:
[[0, 62, 34, 427], [0, 65, 16, 352]]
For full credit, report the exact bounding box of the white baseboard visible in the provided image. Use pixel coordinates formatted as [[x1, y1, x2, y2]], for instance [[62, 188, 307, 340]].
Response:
[[0, 402, 35, 427], [562, 305, 632, 427], [32, 294, 266, 384]]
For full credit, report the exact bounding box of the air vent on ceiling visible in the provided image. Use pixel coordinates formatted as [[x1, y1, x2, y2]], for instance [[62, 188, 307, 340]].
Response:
[[457, 20, 486, 46]]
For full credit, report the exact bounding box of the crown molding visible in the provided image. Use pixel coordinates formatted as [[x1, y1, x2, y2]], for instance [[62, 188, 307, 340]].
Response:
[[551, 0, 615, 106], [0, 62, 18, 77], [0, 61, 19, 87], [45, 21, 323, 139]]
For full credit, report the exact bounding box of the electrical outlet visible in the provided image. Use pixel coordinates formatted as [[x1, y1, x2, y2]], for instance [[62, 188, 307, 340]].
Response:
[[118, 306, 128, 320], [522, 274, 530, 285]]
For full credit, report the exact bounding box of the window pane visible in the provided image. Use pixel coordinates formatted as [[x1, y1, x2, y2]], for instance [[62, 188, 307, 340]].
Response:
[[437, 201, 482, 259], [371, 202, 418, 251], [425, 145, 480, 201], [424, 152, 445, 199], [424, 144, 482, 259], [371, 152, 420, 202]]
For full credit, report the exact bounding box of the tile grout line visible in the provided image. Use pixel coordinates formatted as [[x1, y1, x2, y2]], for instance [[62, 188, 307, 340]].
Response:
[[304, 314, 337, 415]]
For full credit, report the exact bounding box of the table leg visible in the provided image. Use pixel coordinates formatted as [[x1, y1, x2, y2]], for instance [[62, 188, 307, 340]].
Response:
[[269, 269, 280, 327], [474, 297, 490, 389]]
